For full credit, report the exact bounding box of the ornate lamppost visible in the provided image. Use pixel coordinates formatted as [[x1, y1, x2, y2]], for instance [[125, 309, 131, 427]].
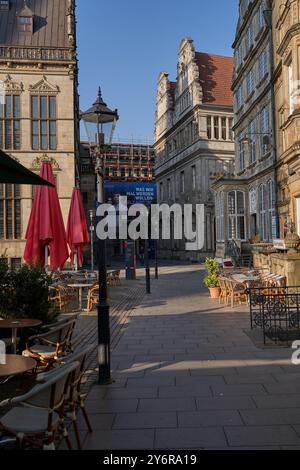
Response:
[[81, 88, 119, 384]]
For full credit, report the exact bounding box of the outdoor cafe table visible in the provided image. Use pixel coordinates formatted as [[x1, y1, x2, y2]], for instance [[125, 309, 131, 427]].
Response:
[[231, 273, 260, 288], [67, 283, 93, 311], [0, 355, 37, 384], [0, 319, 42, 354]]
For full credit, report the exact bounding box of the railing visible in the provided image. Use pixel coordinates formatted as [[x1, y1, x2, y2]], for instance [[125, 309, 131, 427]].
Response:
[[0, 46, 73, 62], [248, 286, 300, 345]]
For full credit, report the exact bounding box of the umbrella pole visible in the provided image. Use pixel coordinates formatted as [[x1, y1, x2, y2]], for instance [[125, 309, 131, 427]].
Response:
[[75, 249, 78, 272], [45, 246, 48, 273]]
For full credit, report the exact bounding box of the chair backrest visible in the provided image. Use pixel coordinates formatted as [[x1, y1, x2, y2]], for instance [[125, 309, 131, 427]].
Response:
[[37, 319, 76, 348], [60, 344, 94, 385], [12, 362, 79, 410]]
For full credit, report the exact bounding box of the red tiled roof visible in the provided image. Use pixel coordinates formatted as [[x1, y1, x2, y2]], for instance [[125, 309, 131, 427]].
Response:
[[195, 52, 233, 107]]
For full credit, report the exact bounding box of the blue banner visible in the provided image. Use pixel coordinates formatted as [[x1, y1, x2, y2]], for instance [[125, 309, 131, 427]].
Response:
[[104, 182, 157, 207]]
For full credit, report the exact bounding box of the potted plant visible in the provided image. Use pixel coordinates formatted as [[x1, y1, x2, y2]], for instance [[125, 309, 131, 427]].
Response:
[[203, 257, 221, 299]]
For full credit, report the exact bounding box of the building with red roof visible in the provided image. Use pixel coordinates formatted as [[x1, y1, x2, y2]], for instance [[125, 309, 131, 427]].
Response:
[[154, 38, 235, 261]]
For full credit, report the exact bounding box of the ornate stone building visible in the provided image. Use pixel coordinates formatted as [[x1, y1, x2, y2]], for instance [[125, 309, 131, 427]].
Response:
[[0, 0, 79, 267], [273, 0, 300, 237], [154, 38, 235, 261], [213, 0, 279, 258]]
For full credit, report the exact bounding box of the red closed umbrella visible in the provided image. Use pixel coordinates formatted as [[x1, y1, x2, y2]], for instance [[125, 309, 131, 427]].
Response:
[[66, 188, 90, 269], [24, 162, 68, 270]]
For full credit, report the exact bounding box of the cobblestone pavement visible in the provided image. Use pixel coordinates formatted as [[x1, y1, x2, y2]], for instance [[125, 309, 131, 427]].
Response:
[[76, 264, 300, 450]]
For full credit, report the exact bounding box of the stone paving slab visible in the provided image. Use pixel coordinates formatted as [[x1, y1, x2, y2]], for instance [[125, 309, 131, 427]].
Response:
[[225, 425, 300, 447], [82, 264, 300, 450]]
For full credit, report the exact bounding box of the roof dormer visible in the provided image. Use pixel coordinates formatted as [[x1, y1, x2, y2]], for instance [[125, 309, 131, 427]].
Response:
[[17, 1, 34, 33]]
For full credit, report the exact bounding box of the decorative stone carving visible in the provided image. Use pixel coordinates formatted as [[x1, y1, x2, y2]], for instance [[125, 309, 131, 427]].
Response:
[[31, 155, 60, 171], [29, 76, 59, 94], [1, 74, 24, 93], [284, 221, 300, 253]]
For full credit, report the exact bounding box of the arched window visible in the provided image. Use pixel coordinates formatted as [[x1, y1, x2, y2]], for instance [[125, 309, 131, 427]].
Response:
[[228, 190, 246, 240]]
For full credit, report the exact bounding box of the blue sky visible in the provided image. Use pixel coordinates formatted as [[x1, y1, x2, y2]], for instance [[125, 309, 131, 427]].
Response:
[[77, 0, 238, 143]]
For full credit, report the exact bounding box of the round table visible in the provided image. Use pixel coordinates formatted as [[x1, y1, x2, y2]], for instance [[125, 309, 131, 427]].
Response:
[[0, 355, 37, 382], [67, 284, 93, 311], [0, 319, 42, 354]]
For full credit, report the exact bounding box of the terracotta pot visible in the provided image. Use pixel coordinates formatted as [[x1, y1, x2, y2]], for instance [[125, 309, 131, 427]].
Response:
[[209, 287, 221, 299]]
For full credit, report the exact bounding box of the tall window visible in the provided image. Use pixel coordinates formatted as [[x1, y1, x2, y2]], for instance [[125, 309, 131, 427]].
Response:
[[246, 68, 255, 96], [288, 61, 294, 115], [248, 119, 256, 164], [259, 181, 276, 241], [192, 166, 196, 190], [236, 84, 243, 109], [214, 117, 219, 140], [260, 106, 270, 154], [207, 116, 212, 139], [216, 192, 224, 242], [180, 171, 185, 193], [159, 182, 164, 200], [221, 117, 227, 140], [229, 118, 234, 141], [246, 24, 253, 52], [228, 191, 246, 240], [0, 94, 21, 150], [31, 95, 57, 150], [239, 133, 245, 171], [258, 49, 268, 81], [259, 184, 267, 241], [0, 184, 21, 240]]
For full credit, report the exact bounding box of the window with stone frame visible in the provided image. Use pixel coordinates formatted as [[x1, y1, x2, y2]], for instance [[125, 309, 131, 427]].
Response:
[[31, 95, 57, 151], [228, 190, 246, 241], [258, 48, 268, 81], [0, 94, 21, 150], [0, 183, 21, 240], [258, 180, 276, 241]]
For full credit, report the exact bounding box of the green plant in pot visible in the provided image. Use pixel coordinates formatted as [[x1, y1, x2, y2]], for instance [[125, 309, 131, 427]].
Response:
[[0, 261, 59, 349], [203, 257, 221, 299]]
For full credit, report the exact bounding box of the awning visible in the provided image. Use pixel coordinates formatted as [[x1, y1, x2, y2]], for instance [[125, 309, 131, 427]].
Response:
[[0, 149, 54, 186]]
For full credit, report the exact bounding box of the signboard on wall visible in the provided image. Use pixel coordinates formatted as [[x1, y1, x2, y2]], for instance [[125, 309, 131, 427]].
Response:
[[104, 182, 157, 207]]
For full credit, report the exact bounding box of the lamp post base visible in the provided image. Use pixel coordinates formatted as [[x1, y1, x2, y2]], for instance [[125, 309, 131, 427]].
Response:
[[97, 301, 112, 385]]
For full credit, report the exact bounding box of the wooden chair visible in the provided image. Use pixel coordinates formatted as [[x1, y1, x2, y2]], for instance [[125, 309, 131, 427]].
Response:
[[0, 362, 78, 450]]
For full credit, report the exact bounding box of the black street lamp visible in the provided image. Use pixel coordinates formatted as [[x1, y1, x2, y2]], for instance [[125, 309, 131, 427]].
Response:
[[81, 88, 119, 385]]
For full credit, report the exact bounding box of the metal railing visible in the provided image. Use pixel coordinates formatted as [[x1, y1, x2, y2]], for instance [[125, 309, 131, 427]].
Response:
[[248, 286, 300, 344]]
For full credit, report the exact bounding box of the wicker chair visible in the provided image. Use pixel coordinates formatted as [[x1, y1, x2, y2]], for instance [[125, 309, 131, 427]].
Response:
[[225, 279, 248, 308], [87, 283, 99, 312], [37, 344, 94, 449], [219, 276, 229, 305], [0, 362, 78, 450], [23, 319, 77, 368]]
